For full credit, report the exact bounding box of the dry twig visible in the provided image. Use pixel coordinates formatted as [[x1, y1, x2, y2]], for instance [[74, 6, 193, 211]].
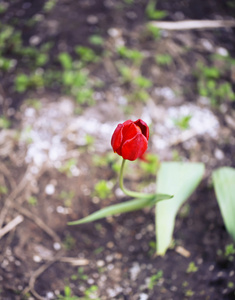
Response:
[[149, 19, 235, 31], [0, 215, 24, 239]]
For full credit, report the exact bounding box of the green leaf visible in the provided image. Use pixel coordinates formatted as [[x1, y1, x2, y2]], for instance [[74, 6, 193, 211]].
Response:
[[212, 167, 235, 242], [68, 193, 172, 225], [155, 162, 205, 255]]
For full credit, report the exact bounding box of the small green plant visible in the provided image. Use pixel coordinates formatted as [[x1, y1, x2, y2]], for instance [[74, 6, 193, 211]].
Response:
[[117, 46, 144, 65], [140, 153, 160, 175], [0, 185, 8, 195], [59, 159, 77, 177], [57, 285, 79, 300], [155, 53, 172, 66], [174, 115, 192, 130], [59, 190, 75, 207], [63, 234, 76, 250], [0, 116, 11, 129], [148, 270, 163, 289], [75, 46, 98, 63], [89, 35, 104, 46], [133, 76, 152, 89], [186, 262, 198, 273], [94, 180, 112, 199], [145, 24, 161, 40], [146, 0, 167, 20], [43, 0, 57, 12], [27, 196, 38, 206], [58, 52, 73, 70]]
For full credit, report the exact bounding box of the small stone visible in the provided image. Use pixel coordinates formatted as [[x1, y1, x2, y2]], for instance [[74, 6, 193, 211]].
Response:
[[45, 184, 55, 195], [87, 15, 98, 25]]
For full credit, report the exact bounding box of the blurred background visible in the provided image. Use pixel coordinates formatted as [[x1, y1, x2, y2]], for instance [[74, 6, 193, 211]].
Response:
[[0, 0, 235, 299]]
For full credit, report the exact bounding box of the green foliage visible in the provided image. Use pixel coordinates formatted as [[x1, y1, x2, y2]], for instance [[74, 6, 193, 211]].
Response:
[[0, 116, 11, 129], [59, 190, 75, 207], [145, 24, 161, 40], [0, 185, 8, 195], [94, 180, 112, 199], [155, 53, 172, 66], [57, 285, 79, 300], [212, 167, 235, 242], [59, 159, 77, 177], [140, 153, 160, 175], [27, 196, 38, 206], [156, 162, 205, 255], [186, 262, 198, 273], [174, 115, 192, 130], [75, 46, 98, 63], [89, 35, 104, 46], [148, 270, 163, 289], [146, 0, 167, 19], [14, 72, 44, 92], [43, 0, 57, 12], [58, 52, 73, 70], [195, 60, 235, 106], [63, 234, 76, 250], [117, 46, 143, 65], [133, 76, 152, 88], [68, 194, 172, 225]]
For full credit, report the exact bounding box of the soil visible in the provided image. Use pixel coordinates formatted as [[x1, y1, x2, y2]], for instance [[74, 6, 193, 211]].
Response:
[[0, 0, 235, 300]]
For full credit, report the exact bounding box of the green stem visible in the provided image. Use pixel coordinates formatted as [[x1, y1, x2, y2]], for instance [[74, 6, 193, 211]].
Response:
[[119, 158, 155, 199]]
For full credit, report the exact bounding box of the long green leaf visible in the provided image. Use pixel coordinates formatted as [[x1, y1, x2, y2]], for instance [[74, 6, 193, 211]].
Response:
[[212, 167, 235, 242], [156, 162, 205, 255], [68, 193, 172, 225]]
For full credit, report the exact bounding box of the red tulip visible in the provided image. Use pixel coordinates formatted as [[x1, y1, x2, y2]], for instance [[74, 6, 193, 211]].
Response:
[[111, 119, 149, 161]]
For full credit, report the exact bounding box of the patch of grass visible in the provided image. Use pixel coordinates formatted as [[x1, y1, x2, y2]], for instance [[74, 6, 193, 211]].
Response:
[[75, 46, 99, 64], [145, 24, 161, 40], [63, 234, 76, 250]]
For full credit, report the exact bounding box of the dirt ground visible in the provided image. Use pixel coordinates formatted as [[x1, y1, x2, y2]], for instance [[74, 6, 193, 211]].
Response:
[[0, 0, 235, 299]]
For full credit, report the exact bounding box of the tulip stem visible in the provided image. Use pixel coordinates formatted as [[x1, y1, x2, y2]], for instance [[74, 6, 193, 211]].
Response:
[[119, 159, 155, 199]]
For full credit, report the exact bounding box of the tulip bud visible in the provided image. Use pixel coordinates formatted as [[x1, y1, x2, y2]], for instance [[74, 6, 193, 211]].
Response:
[[111, 119, 149, 161]]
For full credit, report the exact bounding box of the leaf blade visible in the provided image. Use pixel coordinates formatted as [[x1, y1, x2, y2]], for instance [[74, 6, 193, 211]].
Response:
[[156, 162, 205, 255], [212, 167, 235, 242], [68, 193, 172, 225]]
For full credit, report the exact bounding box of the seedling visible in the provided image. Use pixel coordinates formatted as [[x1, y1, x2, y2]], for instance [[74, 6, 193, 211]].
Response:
[[0, 185, 8, 195], [57, 285, 79, 300], [145, 24, 161, 40], [155, 54, 173, 67], [148, 270, 163, 289], [145, 0, 167, 20], [89, 35, 104, 46], [174, 115, 192, 130], [75, 46, 98, 64], [117, 46, 144, 66], [0, 116, 11, 129], [186, 262, 198, 273], [94, 180, 112, 199], [27, 196, 38, 206]]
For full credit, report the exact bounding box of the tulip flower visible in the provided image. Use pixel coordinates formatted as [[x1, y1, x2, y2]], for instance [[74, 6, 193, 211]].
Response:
[[111, 119, 149, 161]]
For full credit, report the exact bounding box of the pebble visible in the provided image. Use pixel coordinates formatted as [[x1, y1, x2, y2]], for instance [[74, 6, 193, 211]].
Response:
[[87, 15, 98, 25], [45, 184, 55, 195]]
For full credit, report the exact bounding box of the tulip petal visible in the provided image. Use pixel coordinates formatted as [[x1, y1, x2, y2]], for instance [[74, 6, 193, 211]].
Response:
[[134, 119, 149, 140], [122, 122, 140, 142], [121, 133, 148, 161], [111, 124, 123, 153]]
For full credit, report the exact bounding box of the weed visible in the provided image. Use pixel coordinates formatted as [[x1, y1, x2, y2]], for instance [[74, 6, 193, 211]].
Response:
[[174, 115, 192, 130], [146, 0, 167, 20], [89, 35, 104, 46], [57, 285, 79, 300], [117, 46, 143, 65], [133, 76, 152, 89], [148, 270, 163, 289], [0, 116, 11, 129], [155, 53, 172, 67], [59, 190, 75, 207], [63, 234, 76, 250], [27, 196, 37, 206], [59, 159, 77, 177], [0, 185, 8, 195], [145, 24, 161, 40], [75, 46, 98, 63], [186, 262, 198, 273], [94, 180, 112, 199], [43, 0, 57, 13]]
